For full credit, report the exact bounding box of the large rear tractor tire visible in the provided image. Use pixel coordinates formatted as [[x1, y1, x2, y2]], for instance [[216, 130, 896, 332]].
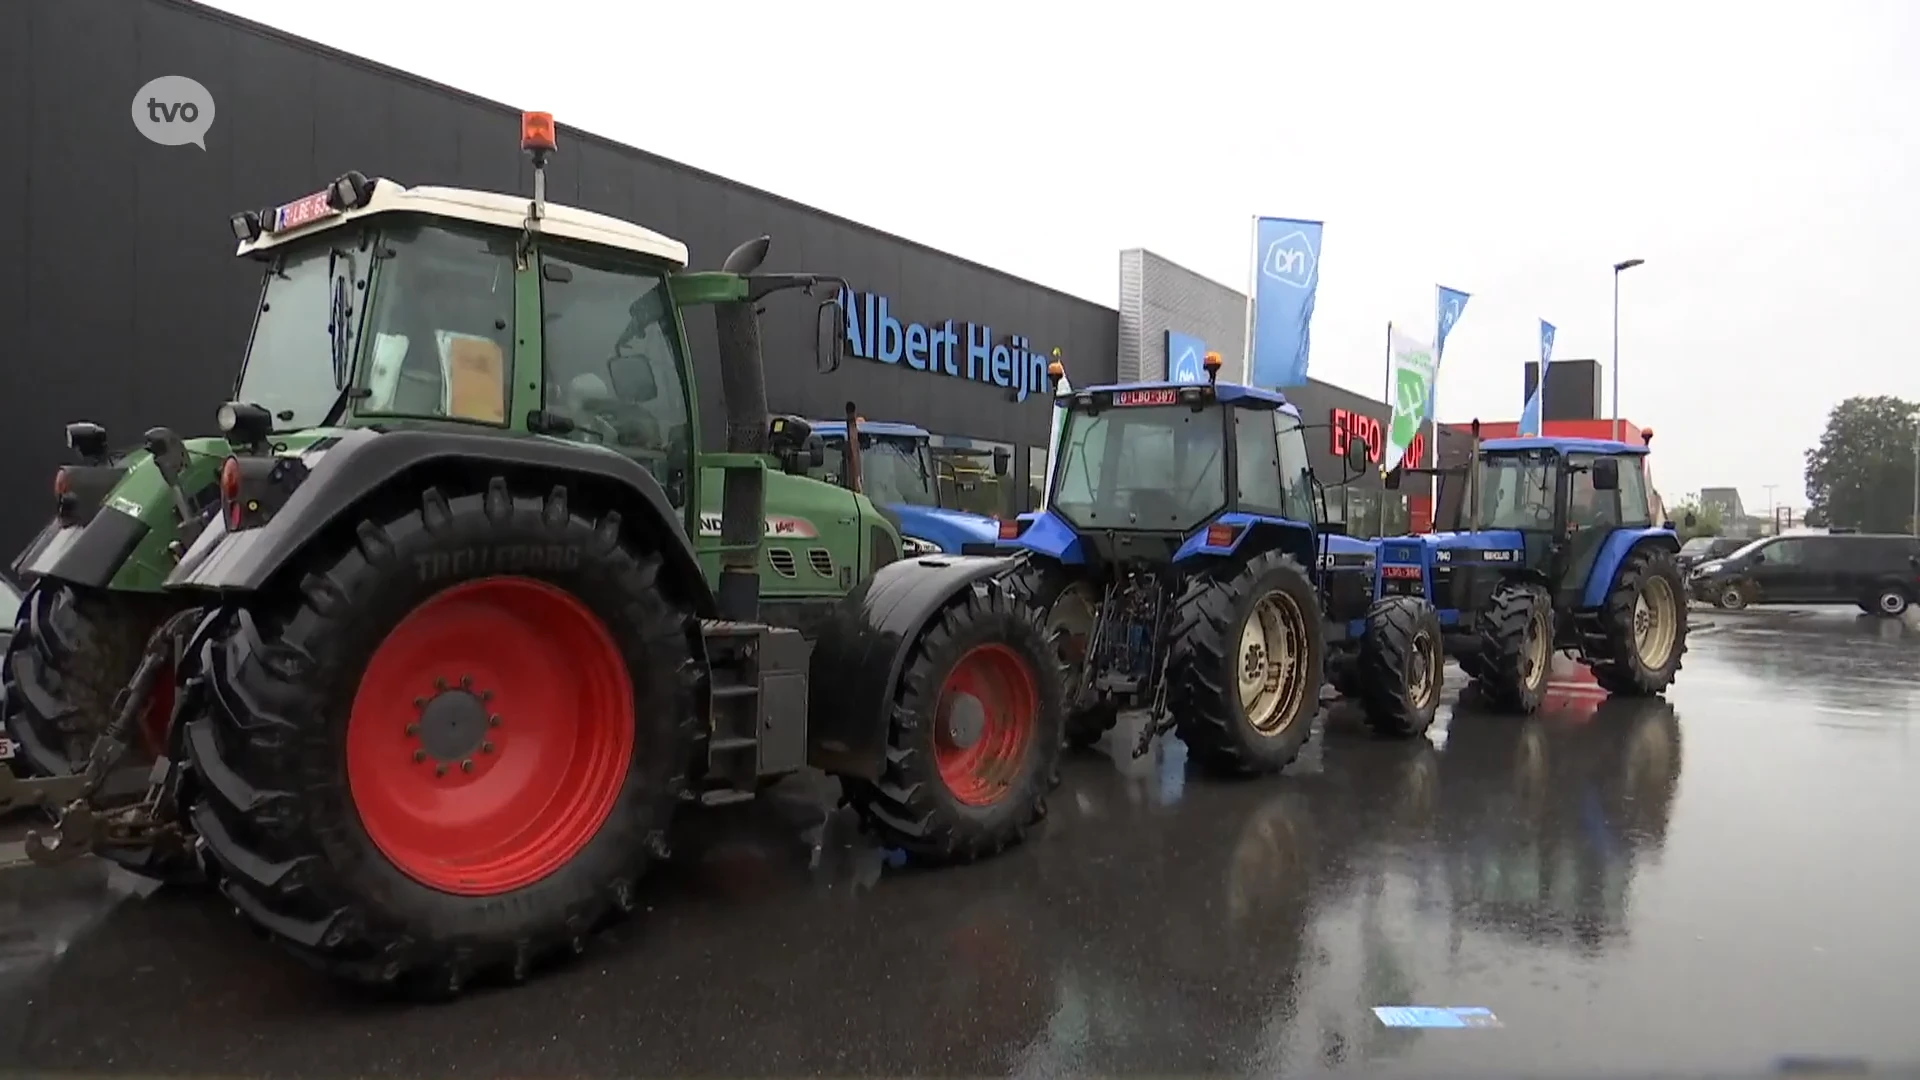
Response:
[[1469, 582, 1553, 715], [1007, 561, 1115, 750], [1590, 545, 1689, 697], [1356, 596, 1445, 738], [1, 582, 196, 882], [1168, 550, 1325, 777], [842, 577, 1063, 864], [182, 479, 699, 996]]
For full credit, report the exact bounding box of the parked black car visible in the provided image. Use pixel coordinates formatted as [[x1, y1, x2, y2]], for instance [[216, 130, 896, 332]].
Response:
[[1687, 531, 1920, 615], [1677, 535, 1747, 572]]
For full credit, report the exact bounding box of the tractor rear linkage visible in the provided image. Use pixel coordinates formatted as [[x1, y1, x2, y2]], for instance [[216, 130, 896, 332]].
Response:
[[0, 606, 205, 866]]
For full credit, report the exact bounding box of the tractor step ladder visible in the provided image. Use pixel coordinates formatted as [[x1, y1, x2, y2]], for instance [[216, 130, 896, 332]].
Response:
[[697, 620, 812, 801]]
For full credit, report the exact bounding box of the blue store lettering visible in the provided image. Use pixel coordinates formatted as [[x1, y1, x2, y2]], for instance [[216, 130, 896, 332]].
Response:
[[837, 288, 1053, 402]]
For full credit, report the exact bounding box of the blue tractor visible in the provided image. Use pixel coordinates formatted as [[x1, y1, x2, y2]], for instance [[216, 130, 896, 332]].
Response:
[[998, 358, 1391, 774], [1362, 423, 1690, 722], [811, 419, 1009, 556]]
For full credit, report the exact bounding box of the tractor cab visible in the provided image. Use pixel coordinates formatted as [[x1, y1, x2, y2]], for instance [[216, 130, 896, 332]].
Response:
[[1003, 379, 1363, 573], [808, 419, 1009, 555]]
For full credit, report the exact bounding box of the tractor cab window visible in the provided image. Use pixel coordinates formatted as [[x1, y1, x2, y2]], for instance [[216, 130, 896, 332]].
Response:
[[1616, 455, 1653, 526], [538, 247, 695, 508], [1052, 403, 1226, 531], [1566, 454, 1621, 528], [237, 232, 370, 431], [1274, 411, 1318, 525], [1233, 407, 1287, 517], [825, 435, 936, 509], [1480, 450, 1559, 530], [355, 222, 516, 426]]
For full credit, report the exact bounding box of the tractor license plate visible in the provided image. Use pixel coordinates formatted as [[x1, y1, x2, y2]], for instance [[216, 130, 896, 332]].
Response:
[[274, 191, 339, 232], [1113, 388, 1179, 406]]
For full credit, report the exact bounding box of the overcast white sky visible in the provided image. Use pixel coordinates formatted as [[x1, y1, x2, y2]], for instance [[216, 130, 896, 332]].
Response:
[[204, 0, 1920, 513]]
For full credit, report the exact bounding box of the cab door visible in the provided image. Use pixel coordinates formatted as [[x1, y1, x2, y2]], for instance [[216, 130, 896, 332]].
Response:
[[1555, 452, 1618, 606]]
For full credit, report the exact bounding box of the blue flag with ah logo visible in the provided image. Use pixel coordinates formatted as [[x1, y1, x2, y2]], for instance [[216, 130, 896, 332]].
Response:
[[1426, 285, 1471, 422], [1519, 319, 1556, 436], [1248, 217, 1323, 387]]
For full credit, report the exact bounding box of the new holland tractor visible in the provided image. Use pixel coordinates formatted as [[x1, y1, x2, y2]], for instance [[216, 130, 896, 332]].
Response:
[[0, 113, 1065, 995], [997, 352, 1397, 773], [1364, 422, 1689, 717], [809, 417, 1008, 555]]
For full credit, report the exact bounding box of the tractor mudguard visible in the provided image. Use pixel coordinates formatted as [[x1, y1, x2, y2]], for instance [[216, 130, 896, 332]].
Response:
[[12, 508, 150, 589], [805, 552, 1017, 780], [1000, 510, 1086, 565], [1170, 513, 1319, 564], [167, 427, 717, 617], [1582, 527, 1680, 608]]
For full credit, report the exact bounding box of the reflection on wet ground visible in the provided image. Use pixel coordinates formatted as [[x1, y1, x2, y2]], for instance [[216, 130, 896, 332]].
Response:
[[0, 607, 1915, 1077]]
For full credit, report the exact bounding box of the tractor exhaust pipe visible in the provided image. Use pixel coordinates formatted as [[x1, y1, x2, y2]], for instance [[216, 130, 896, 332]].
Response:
[[1467, 418, 1482, 531], [842, 402, 865, 495], [712, 235, 775, 622]]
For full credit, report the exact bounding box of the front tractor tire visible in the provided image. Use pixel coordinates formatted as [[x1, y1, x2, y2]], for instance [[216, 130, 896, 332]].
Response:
[[1, 582, 196, 881], [1356, 596, 1445, 738], [182, 478, 699, 996], [842, 577, 1063, 864], [1471, 582, 1554, 715], [1168, 550, 1326, 777], [1590, 545, 1689, 697]]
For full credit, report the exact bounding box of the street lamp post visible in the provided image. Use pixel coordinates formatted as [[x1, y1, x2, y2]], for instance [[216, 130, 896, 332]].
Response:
[[1611, 258, 1645, 444], [1910, 413, 1919, 535]]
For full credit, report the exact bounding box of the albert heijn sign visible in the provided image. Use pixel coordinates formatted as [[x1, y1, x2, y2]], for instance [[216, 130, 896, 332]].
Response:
[[1330, 408, 1424, 469]]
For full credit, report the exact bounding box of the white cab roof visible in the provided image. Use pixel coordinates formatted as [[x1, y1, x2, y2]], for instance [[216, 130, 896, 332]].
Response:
[[236, 179, 688, 267]]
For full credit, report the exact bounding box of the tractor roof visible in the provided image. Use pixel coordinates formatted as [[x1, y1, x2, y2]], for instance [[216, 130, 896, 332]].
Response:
[[1071, 381, 1300, 414], [237, 178, 689, 267], [1482, 435, 1650, 456], [812, 420, 930, 439]]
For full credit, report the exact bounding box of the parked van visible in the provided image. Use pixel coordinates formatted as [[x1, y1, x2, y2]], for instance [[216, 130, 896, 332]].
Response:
[[1688, 531, 1920, 615]]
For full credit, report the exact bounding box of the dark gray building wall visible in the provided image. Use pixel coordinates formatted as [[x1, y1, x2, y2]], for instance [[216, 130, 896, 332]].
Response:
[[1, 0, 1118, 558]]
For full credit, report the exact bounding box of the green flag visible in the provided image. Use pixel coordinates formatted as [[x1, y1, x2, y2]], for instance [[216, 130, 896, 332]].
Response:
[[1385, 327, 1436, 472]]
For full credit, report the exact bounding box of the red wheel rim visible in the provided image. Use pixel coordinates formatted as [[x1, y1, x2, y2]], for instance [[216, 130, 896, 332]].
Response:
[[346, 577, 634, 896], [933, 644, 1038, 807], [138, 665, 175, 759]]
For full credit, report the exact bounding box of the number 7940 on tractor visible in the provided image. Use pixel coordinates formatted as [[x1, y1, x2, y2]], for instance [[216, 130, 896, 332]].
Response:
[[0, 112, 1066, 997]]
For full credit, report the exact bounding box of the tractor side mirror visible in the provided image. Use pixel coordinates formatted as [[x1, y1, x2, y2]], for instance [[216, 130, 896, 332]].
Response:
[[992, 447, 1011, 477], [1591, 457, 1621, 491], [807, 435, 826, 469], [1683, 510, 1698, 529], [1345, 436, 1370, 476], [1383, 465, 1403, 491], [816, 297, 846, 374]]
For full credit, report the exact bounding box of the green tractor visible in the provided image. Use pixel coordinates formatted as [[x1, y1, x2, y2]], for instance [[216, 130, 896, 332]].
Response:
[[0, 113, 1064, 994]]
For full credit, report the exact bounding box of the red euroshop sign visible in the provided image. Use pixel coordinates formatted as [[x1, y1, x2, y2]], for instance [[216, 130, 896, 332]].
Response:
[[1330, 408, 1423, 470]]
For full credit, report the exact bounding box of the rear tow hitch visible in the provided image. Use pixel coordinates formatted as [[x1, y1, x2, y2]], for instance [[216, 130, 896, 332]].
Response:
[[20, 606, 204, 867]]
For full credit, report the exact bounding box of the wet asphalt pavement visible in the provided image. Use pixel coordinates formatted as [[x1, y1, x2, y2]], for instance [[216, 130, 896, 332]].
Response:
[[2, 606, 1918, 1078]]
